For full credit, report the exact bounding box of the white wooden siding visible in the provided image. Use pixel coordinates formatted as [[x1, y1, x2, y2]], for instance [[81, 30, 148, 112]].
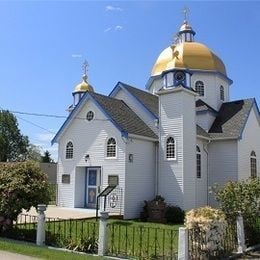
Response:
[[208, 140, 238, 206], [57, 100, 126, 215], [158, 89, 196, 210], [113, 89, 158, 134], [196, 138, 208, 207], [191, 72, 230, 111], [238, 106, 260, 180], [124, 138, 156, 219], [149, 78, 164, 94]]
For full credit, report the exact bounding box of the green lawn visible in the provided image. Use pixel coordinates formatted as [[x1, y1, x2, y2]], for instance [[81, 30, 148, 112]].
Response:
[[0, 238, 105, 259], [10, 218, 182, 259]]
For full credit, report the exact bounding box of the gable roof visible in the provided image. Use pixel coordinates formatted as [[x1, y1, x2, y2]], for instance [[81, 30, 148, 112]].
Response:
[[110, 82, 159, 118], [52, 91, 157, 144], [90, 92, 157, 139], [209, 99, 255, 139], [197, 125, 210, 138], [196, 99, 217, 113]]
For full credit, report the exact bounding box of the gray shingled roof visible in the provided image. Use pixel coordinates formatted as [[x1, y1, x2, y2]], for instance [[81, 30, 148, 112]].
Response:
[[120, 82, 159, 117], [209, 99, 254, 139], [197, 125, 210, 138], [196, 99, 217, 113], [90, 92, 158, 139]]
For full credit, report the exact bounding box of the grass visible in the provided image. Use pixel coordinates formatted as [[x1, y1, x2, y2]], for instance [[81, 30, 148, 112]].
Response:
[[0, 238, 105, 259], [10, 217, 183, 259]]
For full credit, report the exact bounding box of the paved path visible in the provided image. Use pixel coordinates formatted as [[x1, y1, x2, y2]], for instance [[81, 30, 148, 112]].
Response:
[[21, 205, 97, 220], [0, 250, 38, 260]]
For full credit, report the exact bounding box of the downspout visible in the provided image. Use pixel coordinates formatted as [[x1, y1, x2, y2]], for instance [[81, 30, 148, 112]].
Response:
[[203, 139, 211, 205], [155, 141, 159, 196]]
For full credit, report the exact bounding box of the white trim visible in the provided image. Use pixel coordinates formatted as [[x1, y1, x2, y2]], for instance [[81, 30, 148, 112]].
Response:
[[105, 136, 117, 159], [86, 110, 95, 122], [128, 133, 158, 142], [164, 135, 177, 161], [65, 140, 74, 160]]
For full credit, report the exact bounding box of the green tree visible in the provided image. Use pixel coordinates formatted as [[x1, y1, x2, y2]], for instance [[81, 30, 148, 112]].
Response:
[[212, 177, 260, 220], [0, 161, 50, 231], [27, 144, 42, 162], [41, 150, 53, 163], [0, 110, 29, 162]]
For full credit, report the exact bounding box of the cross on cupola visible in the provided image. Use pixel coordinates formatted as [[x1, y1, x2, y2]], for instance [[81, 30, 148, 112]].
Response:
[[82, 59, 89, 82], [177, 7, 196, 43]]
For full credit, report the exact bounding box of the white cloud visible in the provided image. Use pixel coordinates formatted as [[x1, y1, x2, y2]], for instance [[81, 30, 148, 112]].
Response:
[[104, 27, 112, 33], [105, 5, 123, 12], [71, 54, 82, 58], [37, 133, 55, 142], [114, 25, 123, 31]]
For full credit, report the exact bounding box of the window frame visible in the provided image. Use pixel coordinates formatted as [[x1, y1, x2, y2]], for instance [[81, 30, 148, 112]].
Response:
[[106, 137, 117, 159], [86, 110, 95, 122], [250, 150, 257, 178], [195, 81, 205, 97], [165, 136, 176, 160], [220, 85, 225, 101], [196, 145, 201, 178], [65, 141, 74, 160]]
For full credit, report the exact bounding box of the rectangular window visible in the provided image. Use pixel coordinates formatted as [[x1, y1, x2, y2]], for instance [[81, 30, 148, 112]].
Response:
[[197, 154, 201, 178], [251, 158, 257, 178], [108, 175, 119, 186], [62, 174, 70, 184]]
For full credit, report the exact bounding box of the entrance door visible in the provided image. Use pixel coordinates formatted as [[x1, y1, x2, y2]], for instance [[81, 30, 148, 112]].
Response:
[[85, 168, 100, 208]]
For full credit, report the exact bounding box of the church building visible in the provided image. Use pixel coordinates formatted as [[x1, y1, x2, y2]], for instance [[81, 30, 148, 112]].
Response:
[[52, 18, 260, 219]]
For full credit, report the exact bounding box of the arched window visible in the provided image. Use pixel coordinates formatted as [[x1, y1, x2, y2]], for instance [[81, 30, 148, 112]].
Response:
[[220, 85, 225, 101], [195, 81, 204, 96], [107, 138, 116, 158], [196, 146, 201, 178], [166, 137, 176, 159], [250, 151, 257, 178], [65, 141, 73, 159]]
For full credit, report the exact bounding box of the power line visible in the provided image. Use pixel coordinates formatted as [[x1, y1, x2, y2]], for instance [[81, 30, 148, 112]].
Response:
[[10, 110, 67, 119], [15, 115, 56, 134]]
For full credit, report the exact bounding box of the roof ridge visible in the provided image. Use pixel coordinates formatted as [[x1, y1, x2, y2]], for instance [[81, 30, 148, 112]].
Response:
[[119, 81, 156, 97]]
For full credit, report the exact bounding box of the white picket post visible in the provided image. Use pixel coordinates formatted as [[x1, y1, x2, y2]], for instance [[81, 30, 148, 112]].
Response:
[[236, 213, 246, 253], [36, 204, 47, 246], [98, 211, 109, 256], [178, 227, 188, 260]]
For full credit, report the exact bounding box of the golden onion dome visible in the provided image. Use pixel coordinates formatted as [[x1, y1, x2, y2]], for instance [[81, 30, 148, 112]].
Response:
[[73, 75, 94, 93], [151, 42, 226, 77]]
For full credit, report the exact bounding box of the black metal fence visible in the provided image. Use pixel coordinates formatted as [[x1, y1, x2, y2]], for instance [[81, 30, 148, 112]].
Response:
[[188, 222, 237, 260], [107, 222, 179, 259], [0, 214, 99, 253], [244, 216, 260, 246]]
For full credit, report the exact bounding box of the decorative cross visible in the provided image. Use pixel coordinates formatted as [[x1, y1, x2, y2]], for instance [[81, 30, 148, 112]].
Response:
[[82, 60, 89, 76], [182, 7, 189, 22]]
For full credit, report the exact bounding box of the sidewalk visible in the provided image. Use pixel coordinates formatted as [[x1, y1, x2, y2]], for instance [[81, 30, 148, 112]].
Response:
[[21, 205, 97, 220], [0, 250, 38, 260]]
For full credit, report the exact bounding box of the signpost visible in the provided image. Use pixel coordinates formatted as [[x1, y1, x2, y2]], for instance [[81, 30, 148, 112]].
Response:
[[96, 185, 116, 220]]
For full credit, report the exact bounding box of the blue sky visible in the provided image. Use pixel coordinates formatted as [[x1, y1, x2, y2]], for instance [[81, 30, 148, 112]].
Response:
[[0, 1, 260, 160]]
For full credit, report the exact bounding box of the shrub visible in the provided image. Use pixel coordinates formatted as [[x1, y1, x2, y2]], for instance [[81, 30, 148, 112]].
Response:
[[185, 207, 227, 255], [165, 205, 185, 224], [0, 161, 50, 231], [212, 177, 260, 222]]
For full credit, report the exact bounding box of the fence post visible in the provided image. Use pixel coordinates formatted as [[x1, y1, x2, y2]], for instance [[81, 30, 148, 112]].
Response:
[[98, 211, 109, 256], [178, 227, 188, 260], [236, 213, 246, 253], [36, 204, 47, 246]]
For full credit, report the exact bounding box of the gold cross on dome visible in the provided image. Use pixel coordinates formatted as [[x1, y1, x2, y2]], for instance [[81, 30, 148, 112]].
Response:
[[182, 7, 189, 22], [82, 60, 89, 76]]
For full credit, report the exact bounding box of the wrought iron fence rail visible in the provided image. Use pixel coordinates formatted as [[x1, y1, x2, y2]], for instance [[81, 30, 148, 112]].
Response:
[[188, 223, 237, 260], [107, 223, 178, 259]]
